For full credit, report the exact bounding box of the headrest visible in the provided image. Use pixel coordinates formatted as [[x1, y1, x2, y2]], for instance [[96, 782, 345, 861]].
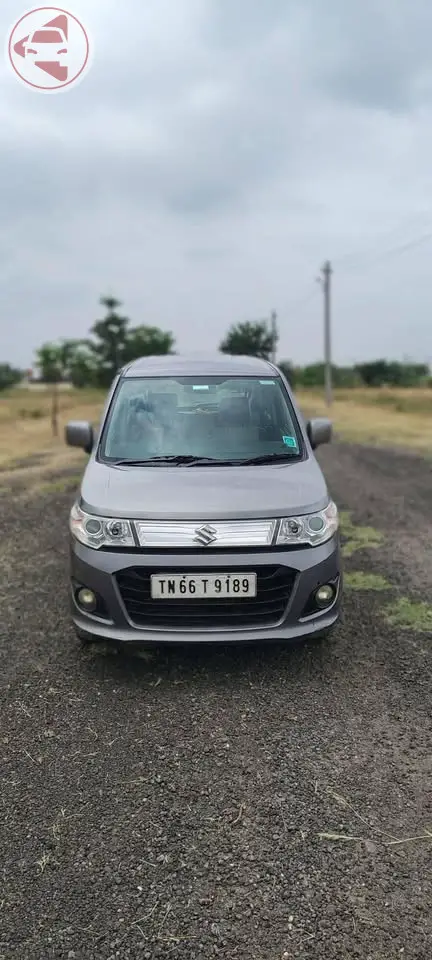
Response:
[[219, 395, 250, 423], [148, 392, 177, 408], [219, 395, 249, 413]]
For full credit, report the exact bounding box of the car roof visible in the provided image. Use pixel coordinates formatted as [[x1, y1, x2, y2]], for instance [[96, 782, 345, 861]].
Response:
[[122, 353, 279, 378]]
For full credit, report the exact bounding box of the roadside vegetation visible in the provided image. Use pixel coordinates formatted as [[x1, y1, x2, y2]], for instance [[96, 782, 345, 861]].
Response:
[[341, 511, 432, 635], [298, 387, 432, 453], [1, 294, 431, 469], [1, 295, 431, 484], [1, 384, 432, 482]]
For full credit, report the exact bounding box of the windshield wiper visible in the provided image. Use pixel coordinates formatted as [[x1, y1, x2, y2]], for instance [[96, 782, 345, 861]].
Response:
[[230, 453, 300, 465], [111, 456, 222, 466], [111, 453, 300, 467]]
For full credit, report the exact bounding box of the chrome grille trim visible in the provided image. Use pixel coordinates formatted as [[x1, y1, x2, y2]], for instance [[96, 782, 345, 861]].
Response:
[[133, 519, 277, 548]]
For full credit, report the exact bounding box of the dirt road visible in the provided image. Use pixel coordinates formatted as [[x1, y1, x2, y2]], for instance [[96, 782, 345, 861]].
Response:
[[1, 443, 431, 960]]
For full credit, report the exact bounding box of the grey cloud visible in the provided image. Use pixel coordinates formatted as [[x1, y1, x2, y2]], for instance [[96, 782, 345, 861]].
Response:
[[204, 0, 432, 113], [2, 0, 311, 220], [1, 61, 306, 222], [186, 245, 232, 261], [302, 0, 432, 111], [0, 1, 357, 229], [204, 0, 295, 48], [1, 0, 432, 369]]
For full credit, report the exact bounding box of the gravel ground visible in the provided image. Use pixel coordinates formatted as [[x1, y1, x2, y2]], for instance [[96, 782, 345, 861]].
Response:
[[1, 443, 431, 960]]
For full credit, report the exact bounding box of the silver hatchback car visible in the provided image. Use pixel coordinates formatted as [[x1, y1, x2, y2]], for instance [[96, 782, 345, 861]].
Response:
[[66, 354, 342, 647]]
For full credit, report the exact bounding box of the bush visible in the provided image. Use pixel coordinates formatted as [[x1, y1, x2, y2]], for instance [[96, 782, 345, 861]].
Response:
[[18, 408, 44, 419], [0, 364, 22, 391]]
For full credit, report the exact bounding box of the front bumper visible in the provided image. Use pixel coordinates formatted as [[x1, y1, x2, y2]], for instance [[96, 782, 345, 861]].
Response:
[[69, 534, 342, 645]]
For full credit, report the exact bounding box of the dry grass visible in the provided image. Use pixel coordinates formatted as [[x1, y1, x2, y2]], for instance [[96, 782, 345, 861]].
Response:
[[297, 386, 432, 453], [0, 387, 104, 473], [1, 385, 432, 476]]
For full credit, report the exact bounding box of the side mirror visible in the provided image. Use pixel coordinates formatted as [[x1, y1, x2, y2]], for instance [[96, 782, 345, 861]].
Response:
[[307, 417, 332, 450], [65, 420, 94, 455]]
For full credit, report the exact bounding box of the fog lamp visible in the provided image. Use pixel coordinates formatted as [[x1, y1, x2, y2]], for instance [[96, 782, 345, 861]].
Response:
[[77, 587, 97, 612], [315, 584, 335, 608]]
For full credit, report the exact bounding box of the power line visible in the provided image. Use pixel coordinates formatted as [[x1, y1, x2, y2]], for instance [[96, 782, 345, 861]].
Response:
[[280, 226, 432, 332], [333, 211, 432, 269], [276, 225, 432, 375], [333, 230, 432, 278], [279, 224, 432, 332], [343, 231, 432, 273]]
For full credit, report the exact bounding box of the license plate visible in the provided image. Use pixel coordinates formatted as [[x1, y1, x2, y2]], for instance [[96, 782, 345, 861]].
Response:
[[150, 573, 257, 600]]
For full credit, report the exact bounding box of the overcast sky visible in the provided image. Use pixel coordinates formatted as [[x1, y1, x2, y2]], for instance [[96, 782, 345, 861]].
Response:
[[2, 0, 432, 369]]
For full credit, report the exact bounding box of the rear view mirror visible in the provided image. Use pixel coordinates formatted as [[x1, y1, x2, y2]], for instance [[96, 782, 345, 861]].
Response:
[[65, 420, 94, 455], [307, 417, 332, 449]]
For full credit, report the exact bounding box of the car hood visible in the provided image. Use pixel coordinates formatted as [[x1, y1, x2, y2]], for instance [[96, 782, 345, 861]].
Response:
[[80, 458, 329, 520]]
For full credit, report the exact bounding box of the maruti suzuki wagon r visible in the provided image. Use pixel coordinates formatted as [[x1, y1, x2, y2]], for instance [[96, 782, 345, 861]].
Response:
[[66, 354, 342, 646]]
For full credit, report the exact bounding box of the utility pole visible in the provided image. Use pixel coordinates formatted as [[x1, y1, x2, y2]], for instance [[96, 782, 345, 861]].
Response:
[[321, 261, 333, 407], [270, 309, 278, 364]]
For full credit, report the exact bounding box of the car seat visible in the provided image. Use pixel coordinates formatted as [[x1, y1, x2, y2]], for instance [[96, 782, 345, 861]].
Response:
[[218, 395, 251, 427]]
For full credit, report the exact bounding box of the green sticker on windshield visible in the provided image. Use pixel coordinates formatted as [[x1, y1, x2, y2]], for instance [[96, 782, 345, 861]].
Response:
[[192, 385, 209, 390], [282, 435, 298, 448], [259, 380, 276, 385]]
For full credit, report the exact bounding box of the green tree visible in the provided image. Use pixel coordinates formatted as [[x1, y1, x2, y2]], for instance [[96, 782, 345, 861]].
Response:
[[333, 366, 363, 388], [385, 361, 428, 387], [0, 363, 22, 391], [36, 342, 65, 383], [123, 324, 175, 364], [354, 360, 390, 387], [295, 362, 362, 388], [35, 342, 67, 436], [36, 338, 95, 434], [220, 321, 276, 360], [36, 339, 85, 382], [353, 359, 429, 387], [89, 296, 130, 388], [89, 296, 175, 387], [68, 344, 98, 388], [277, 360, 296, 387], [295, 363, 327, 388]]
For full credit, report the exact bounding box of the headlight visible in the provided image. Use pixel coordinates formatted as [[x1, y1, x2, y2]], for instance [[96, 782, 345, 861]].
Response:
[[70, 503, 135, 549], [276, 500, 338, 547]]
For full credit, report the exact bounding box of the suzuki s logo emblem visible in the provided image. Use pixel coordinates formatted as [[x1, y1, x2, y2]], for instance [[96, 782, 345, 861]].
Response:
[[193, 524, 217, 546]]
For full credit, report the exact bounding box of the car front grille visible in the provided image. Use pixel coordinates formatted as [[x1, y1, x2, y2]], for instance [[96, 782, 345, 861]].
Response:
[[115, 565, 296, 630]]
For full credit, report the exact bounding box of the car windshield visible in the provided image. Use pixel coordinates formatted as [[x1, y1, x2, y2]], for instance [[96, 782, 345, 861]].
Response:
[[99, 375, 303, 465], [32, 30, 63, 41]]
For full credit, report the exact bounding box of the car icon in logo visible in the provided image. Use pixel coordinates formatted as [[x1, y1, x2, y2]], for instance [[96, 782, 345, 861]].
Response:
[[7, 8, 91, 92], [23, 27, 68, 61]]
